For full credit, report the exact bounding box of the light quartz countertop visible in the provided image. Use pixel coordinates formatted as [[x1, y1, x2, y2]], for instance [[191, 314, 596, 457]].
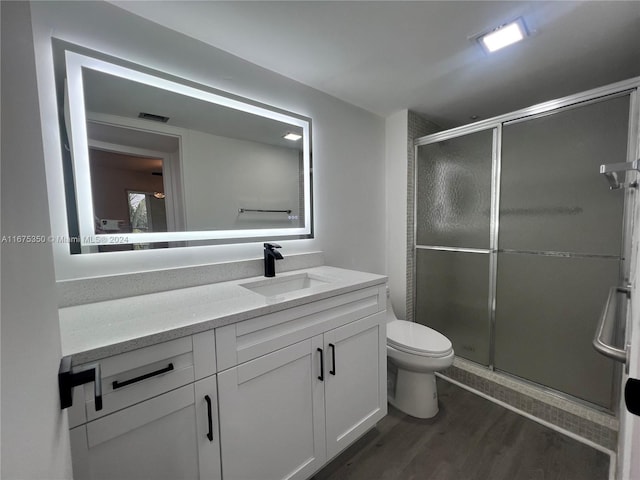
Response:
[[59, 266, 387, 364]]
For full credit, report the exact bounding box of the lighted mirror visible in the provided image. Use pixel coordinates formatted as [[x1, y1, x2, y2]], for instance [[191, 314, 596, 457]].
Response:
[[63, 50, 312, 251]]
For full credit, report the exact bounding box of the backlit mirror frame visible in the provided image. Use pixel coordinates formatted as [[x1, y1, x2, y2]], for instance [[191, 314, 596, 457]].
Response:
[[65, 50, 312, 247]]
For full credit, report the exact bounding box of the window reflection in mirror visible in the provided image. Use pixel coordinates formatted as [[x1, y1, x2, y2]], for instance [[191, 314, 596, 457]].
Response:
[[127, 191, 168, 235], [89, 148, 171, 252], [89, 149, 168, 234]]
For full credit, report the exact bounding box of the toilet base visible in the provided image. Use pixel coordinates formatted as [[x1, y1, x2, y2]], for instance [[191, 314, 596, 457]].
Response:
[[388, 367, 439, 419]]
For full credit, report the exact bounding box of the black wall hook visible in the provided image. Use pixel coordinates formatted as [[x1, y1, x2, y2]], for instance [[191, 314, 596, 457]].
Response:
[[625, 378, 640, 416], [58, 356, 103, 411]]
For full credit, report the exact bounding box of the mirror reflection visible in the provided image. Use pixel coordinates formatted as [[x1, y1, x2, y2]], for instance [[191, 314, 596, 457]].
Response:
[[63, 50, 312, 249]]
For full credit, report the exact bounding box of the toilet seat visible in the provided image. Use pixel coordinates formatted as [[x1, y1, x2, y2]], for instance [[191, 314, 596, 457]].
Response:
[[387, 320, 453, 358]]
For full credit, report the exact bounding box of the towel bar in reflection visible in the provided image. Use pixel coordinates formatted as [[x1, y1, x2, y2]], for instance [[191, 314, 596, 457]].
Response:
[[238, 208, 292, 214]]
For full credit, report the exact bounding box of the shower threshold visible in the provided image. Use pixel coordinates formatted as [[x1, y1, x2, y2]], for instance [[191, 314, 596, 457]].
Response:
[[438, 356, 618, 451]]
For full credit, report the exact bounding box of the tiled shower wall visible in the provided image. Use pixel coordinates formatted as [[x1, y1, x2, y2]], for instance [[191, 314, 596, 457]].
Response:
[[406, 111, 439, 322]]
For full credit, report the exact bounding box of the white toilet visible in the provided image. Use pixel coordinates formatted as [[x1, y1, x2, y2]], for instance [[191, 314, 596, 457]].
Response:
[[386, 298, 454, 419]]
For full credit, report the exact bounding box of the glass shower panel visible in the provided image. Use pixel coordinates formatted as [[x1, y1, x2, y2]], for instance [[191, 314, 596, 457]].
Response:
[[415, 249, 490, 365], [416, 129, 493, 249], [500, 95, 629, 256], [494, 253, 618, 409]]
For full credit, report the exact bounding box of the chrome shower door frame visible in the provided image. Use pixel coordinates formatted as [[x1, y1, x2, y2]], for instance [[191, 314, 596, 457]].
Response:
[[414, 124, 499, 368], [412, 77, 640, 406]]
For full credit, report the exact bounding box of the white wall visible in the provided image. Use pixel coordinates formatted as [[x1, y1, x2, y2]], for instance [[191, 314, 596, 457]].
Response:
[[620, 200, 640, 478], [184, 131, 301, 230], [30, 0, 386, 281], [385, 111, 440, 320], [618, 89, 640, 479], [385, 110, 409, 319], [1, 2, 73, 477]]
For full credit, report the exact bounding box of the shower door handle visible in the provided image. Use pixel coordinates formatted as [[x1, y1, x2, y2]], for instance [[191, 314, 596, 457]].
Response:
[[593, 286, 630, 364], [599, 159, 640, 190]]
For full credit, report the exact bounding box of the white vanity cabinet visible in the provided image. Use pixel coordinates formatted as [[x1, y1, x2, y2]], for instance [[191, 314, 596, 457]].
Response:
[[62, 269, 388, 480], [215, 285, 387, 480], [68, 331, 221, 480]]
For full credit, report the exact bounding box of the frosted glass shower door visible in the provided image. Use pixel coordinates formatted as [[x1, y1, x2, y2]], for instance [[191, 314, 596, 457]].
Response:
[[494, 95, 629, 409], [415, 249, 491, 363], [415, 129, 494, 365]]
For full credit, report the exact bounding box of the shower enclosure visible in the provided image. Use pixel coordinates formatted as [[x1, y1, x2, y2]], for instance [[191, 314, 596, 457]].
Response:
[[414, 80, 639, 411]]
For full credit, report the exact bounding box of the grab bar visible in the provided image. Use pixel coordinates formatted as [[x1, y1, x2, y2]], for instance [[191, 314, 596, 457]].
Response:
[[593, 286, 630, 363]]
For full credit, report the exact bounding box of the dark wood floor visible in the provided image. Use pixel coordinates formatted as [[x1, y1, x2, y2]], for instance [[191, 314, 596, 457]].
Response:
[[313, 379, 610, 480]]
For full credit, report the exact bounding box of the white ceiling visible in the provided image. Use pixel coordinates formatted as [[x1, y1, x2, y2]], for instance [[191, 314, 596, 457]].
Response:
[[83, 68, 305, 150], [110, 1, 640, 128]]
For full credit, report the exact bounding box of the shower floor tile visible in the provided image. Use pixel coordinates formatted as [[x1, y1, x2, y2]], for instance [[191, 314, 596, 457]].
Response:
[[312, 379, 610, 480]]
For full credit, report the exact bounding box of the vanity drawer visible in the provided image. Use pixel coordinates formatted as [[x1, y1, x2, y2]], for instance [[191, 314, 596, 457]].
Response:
[[216, 285, 385, 370], [75, 330, 216, 423]]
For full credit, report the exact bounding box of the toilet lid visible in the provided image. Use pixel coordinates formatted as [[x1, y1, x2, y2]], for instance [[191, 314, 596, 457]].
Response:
[[387, 320, 453, 356]]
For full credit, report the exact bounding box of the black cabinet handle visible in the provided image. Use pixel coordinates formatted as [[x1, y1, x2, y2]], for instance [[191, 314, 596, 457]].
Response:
[[317, 348, 324, 381], [112, 363, 174, 390], [329, 343, 336, 376], [204, 395, 214, 442], [93, 364, 103, 410], [58, 356, 103, 411]]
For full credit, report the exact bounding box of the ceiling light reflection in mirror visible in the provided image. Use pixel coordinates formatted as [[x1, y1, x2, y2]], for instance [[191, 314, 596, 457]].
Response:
[[65, 51, 312, 248]]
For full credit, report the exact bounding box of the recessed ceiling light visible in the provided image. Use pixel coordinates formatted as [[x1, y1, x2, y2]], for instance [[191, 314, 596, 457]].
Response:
[[478, 18, 528, 53], [283, 132, 302, 141]]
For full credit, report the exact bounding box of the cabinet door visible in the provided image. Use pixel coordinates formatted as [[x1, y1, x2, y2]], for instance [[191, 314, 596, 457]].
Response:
[[71, 385, 200, 480], [70, 379, 221, 480], [218, 337, 326, 480], [324, 311, 387, 459]]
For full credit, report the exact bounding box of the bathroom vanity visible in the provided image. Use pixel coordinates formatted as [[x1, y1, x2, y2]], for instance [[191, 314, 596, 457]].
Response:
[[60, 266, 387, 480]]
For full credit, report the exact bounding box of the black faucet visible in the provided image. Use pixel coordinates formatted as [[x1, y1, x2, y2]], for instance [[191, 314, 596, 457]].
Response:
[[264, 242, 283, 277]]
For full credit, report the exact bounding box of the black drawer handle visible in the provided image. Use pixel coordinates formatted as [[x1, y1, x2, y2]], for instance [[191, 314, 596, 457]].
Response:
[[329, 343, 336, 375], [317, 348, 324, 381], [112, 363, 174, 390], [204, 395, 214, 442]]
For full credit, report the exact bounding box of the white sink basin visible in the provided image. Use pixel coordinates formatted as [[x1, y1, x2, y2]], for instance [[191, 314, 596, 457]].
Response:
[[240, 273, 329, 297]]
